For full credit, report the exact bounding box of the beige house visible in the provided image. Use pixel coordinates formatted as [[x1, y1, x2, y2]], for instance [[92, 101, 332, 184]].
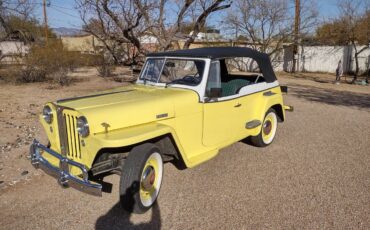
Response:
[[61, 35, 99, 53]]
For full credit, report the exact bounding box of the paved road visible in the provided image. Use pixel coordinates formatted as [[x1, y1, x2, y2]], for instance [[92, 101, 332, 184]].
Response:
[[1, 81, 369, 229]]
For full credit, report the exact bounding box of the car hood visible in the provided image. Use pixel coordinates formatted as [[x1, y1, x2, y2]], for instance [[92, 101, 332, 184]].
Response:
[[56, 84, 199, 134]]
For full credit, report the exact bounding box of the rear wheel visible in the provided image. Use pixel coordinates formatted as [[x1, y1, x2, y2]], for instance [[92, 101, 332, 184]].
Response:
[[250, 108, 278, 147], [119, 143, 163, 213]]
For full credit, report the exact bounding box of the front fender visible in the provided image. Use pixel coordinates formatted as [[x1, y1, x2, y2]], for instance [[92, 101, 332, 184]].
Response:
[[88, 123, 191, 167]]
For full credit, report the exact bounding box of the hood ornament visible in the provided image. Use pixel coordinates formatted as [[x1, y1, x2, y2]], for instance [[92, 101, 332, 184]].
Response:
[[101, 122, 110, 133]]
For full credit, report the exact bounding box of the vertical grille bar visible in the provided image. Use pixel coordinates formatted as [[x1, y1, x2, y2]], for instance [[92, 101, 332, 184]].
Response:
[[74, 116, 82, 159], [65, 115, 72, 157], [69, 115, 76, 157], [63, 111, 82, 159], [72, 116, 78, 158], [57, 107, 68, 157]]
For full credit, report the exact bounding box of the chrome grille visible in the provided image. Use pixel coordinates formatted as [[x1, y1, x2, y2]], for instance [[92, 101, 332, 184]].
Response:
[[63, 111, 81, 159]]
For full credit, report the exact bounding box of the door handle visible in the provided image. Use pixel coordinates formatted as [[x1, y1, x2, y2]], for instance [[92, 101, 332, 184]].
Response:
[[263, 91, 276, 96], [234, 103, 242, 108]]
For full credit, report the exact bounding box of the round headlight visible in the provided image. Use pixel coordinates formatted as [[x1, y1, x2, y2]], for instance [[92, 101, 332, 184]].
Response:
[[42, 105, 53, 124], [77, 116, 89, 137]]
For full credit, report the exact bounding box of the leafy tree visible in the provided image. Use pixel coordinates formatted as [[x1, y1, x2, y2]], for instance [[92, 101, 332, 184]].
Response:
[[6, 15, 55, 42], [0, 0, 35, 39], [0, 1, 54, 42]]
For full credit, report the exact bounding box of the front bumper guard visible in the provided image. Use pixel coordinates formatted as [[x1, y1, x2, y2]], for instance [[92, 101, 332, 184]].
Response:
[[30, 140, 102, 196]]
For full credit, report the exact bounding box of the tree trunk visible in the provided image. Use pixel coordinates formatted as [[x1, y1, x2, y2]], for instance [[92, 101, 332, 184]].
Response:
[[352, 44, 369, 84], [0, 15, 12, 39], [352, 53, 359, 83], [182, 1, 231, 49]]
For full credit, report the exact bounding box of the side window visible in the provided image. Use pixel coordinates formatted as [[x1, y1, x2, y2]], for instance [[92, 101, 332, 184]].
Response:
[[206, 61, 221, 97]]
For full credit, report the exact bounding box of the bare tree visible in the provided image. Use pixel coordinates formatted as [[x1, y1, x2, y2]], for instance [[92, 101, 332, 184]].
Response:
[[77, 0, 154, 64], [225, 0, 317, 61], [134, 0, 191, 51], [182, 0, 231, 49], [78, 0, 231, 63], [133, 0, 231, 50], [337, 0, 370, 81]]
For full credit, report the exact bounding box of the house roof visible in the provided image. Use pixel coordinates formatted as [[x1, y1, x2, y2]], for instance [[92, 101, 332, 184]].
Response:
[[147, 47, 277, 83]]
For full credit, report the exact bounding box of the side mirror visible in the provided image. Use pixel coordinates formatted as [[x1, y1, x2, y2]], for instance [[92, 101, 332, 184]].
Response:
[[208, 88, 222, 98]]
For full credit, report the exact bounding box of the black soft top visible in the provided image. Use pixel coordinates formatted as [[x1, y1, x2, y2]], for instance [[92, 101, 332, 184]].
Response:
[[147, 47, 277, 83]]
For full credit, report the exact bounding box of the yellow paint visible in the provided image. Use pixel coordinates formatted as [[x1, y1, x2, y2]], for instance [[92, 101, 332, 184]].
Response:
[[39, 83, 285, 175]]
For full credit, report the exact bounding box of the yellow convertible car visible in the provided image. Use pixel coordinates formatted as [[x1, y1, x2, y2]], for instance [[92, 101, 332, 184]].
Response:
[[30, 47, 292, 213]]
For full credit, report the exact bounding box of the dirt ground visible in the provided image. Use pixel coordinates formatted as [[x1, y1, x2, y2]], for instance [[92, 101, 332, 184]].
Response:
[[0, 69, 369, 229]]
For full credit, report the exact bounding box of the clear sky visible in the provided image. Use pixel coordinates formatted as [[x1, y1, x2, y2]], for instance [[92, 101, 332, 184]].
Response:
[[34, 0, 342, 29], [35, 0, 82, 29]]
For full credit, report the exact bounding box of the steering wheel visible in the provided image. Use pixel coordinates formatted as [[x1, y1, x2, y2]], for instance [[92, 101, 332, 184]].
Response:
[[182, 74, 200, 84]]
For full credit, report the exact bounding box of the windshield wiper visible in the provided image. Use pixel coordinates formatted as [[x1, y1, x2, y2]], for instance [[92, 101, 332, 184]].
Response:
[[165, 80, 181, 88]]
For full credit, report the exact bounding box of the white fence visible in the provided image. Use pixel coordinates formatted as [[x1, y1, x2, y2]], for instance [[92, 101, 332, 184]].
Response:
[[0, 41, 29, 64], [1, 41, 369, 74], [277, 45, 370, 74]]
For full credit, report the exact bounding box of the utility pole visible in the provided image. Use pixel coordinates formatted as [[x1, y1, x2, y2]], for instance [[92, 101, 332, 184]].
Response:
[[43, 0, 48, 46], [292, 0, 300, 73]]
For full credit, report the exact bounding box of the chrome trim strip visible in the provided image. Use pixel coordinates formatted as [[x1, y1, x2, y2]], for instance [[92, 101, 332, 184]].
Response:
[[30, 139, 102, 196], [55, 105, 68, 157], [56, 90, 134, 103]]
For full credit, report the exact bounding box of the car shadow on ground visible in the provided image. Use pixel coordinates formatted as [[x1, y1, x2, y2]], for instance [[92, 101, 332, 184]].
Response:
[[95, 202, 161, 230], [289, 83, 370, 110], [286, 73, 334, 83], [95, 183, 161, 230]]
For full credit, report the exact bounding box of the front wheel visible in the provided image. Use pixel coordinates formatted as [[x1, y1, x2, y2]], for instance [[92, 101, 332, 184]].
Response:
[[250, 108, 278, 147], [119, 143, 163, 213]]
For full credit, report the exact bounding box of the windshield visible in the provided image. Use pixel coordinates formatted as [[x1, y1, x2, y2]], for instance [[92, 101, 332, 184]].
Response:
[[140, 58, 205, 86]]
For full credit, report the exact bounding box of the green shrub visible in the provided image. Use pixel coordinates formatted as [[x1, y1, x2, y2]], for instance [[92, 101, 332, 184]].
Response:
[[11, 40, 94, 85]]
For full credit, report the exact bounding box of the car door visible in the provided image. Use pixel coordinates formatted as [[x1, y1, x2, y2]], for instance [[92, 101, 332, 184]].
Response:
[[202, 61, 242, 147], [202, 99, 241, 147], [235, 88, 263, 139]]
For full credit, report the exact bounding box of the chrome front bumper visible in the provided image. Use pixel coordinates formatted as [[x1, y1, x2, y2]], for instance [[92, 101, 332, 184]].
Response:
[[30, 140, 102, 196]]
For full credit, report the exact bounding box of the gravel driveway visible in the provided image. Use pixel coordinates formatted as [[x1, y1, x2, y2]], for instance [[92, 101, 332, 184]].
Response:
[[0, 73, 369, 229]]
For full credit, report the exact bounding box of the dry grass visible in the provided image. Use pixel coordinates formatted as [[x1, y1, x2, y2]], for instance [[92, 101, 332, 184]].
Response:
[[0, 41, 99, 85]]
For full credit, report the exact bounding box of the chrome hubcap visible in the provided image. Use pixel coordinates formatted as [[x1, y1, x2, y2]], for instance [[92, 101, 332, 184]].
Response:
[[263, 120, 272, 135], [141, 166, 155, 191]]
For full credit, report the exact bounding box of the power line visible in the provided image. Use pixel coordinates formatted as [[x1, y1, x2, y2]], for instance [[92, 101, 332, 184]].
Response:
[[49, 4, 76, 11], [49, 6, 80, 19]]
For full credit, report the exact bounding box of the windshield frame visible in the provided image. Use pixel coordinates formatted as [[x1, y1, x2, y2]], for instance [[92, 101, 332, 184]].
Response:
[[136, 56, 210, 101], [138, 57, 206, 86]]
